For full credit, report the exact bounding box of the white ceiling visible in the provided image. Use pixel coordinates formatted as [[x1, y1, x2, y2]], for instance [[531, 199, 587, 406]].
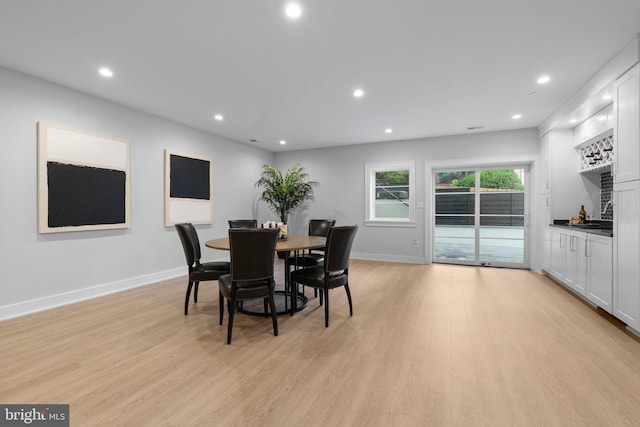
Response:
[[1, 1, 639, 152]]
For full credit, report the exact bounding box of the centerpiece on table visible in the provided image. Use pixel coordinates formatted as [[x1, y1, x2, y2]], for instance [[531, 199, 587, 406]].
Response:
[[255, 163, 317, 243]]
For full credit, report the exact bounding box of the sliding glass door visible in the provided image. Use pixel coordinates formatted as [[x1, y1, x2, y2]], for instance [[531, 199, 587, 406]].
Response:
[[433, 167, 528, 268]]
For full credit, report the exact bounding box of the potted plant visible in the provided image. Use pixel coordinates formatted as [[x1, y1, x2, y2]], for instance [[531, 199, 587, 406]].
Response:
[[255, 163, 318, 225]]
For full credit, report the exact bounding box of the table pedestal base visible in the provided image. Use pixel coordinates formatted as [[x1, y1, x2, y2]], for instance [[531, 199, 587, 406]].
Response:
[[236, 291, 308, 316]]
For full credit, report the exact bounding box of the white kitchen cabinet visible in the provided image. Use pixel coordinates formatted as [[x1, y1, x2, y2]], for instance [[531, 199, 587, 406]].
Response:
[[547, 226, 613, 310], [564, 230, 587, 296], [541, 198, 552, 271], [539, 131, 553, 274], [538, 129, 587, 272], [573, 233, 588, 296], [548, 227, 587, 297], [573, 103, 614, 147], [549, 228, 566, 279], [544, 130, 586, 220], [614, 63, 640, 184], [577, 130, 614, 173], [613, 180, 640, 331], [540, 132, 552, 193], [586, 234, 613, 314], [539, 129, 576, 199]]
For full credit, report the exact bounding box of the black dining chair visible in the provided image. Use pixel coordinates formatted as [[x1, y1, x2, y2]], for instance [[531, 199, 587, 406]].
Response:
[[288, 219, 336, 268], [290, 225, 358, 327], [175, 223, 231, 315], [287, 219, 336, 301], [228, 219, 258, 229], [218, 228, 280, 344]]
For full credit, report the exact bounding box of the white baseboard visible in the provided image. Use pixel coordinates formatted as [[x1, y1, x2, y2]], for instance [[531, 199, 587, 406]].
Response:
[[0, 267, 185, 321], [351, 251, 425, 264], [626, 325, 640, 338], [1, 255, 423, 321]]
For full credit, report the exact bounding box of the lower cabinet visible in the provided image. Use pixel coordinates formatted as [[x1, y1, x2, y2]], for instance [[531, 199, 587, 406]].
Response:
[[549, 227, 587, 296], [546, 226, 612, 311], [586, 234, 613, 314], [541, 194, 552, 271], [549, 228, 565, 279], [613, 180, 640, 330]]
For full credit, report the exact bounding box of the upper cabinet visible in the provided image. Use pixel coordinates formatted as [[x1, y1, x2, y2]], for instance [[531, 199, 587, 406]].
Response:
[[539, 129, 586, 221], [577, 130, 614, 174], [574, 104, 614, 174], [573, 103, 614, 147], [614, 63, 640, 183], [539, 131, 553, 193]]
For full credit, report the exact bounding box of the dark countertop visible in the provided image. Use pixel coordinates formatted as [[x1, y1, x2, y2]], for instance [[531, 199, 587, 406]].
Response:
[[550, 220, 613, 237]]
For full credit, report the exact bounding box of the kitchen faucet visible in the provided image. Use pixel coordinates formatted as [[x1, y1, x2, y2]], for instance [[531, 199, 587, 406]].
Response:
[[602, 200, 613, 215]]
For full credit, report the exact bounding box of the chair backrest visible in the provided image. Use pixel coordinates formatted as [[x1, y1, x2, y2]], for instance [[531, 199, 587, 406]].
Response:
[[308, 219, 336, 237], [175, 222, 202, 267], [228, 219, 258, 229], [324, 225, 358, 273], [228, 228, 279, 282]]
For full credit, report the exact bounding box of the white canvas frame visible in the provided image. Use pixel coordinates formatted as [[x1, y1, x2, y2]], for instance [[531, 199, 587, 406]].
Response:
[[164, 149, 213, 226], [37, 122, 131, 233]]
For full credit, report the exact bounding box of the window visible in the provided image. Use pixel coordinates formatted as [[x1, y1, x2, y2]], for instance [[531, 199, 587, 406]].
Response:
[[365, 161, 415, 226]]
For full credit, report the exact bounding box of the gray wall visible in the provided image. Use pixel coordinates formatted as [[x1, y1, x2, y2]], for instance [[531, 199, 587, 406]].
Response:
[[274, 129, 540, 262], [0, 66, 274, 319], [0, 64, 541, 320]]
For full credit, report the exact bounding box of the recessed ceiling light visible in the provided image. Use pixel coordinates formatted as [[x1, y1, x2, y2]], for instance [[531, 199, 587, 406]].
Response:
[[537, 75, 550, 84], [213, 114, 223, 121], [353, 88, 364, 98], [285, 3, 302, 19], [98, 67, 113, 78], [603, 94, 612, 101], [280, 140, 287, 145], [569, 119, 577, 124], [385, 128, 393, 133], [512, 114, 522, 119]]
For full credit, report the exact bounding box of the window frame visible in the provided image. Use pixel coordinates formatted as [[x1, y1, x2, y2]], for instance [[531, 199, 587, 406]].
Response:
[[431, 166, 529, 267], [365, 161, 416, 227]]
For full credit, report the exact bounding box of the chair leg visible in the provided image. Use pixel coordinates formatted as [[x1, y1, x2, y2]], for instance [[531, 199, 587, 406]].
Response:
[[284, 278, 289, 313], [263, 298, 269, 317], [324, 288, 330, 327], [290, 279, 296, 317], [344, 283, 353, 316], [219, 291, 224, 325], [194, 281, 199, 303], [268, 294, 278, 337], [227, 299, 236, 345], [284, 260, 290, 313], [184, 280, 194, 315], [319, 288, 323, 306]]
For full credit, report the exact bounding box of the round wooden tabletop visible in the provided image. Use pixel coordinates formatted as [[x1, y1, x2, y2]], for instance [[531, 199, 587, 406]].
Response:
[[205, 234, 326, 252]]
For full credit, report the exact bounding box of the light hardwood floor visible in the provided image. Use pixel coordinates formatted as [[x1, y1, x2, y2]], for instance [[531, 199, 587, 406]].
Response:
[[2, 260, 640, 426]]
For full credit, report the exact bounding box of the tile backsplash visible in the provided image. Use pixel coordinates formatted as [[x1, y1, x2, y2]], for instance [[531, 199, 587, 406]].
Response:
[[601, 171, 613, 220]]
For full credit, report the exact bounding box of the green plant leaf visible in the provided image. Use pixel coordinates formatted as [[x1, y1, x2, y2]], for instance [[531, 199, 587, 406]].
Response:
[[255, 163, 318, 223]]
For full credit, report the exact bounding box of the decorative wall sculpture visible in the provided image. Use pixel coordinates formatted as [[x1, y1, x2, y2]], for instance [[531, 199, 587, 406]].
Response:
[[37, 122, 130, 233], [164, 150, 213, 226]]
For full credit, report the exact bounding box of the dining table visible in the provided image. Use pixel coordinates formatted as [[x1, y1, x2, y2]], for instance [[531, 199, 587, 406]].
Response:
[[205, 234, 326, 315]]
